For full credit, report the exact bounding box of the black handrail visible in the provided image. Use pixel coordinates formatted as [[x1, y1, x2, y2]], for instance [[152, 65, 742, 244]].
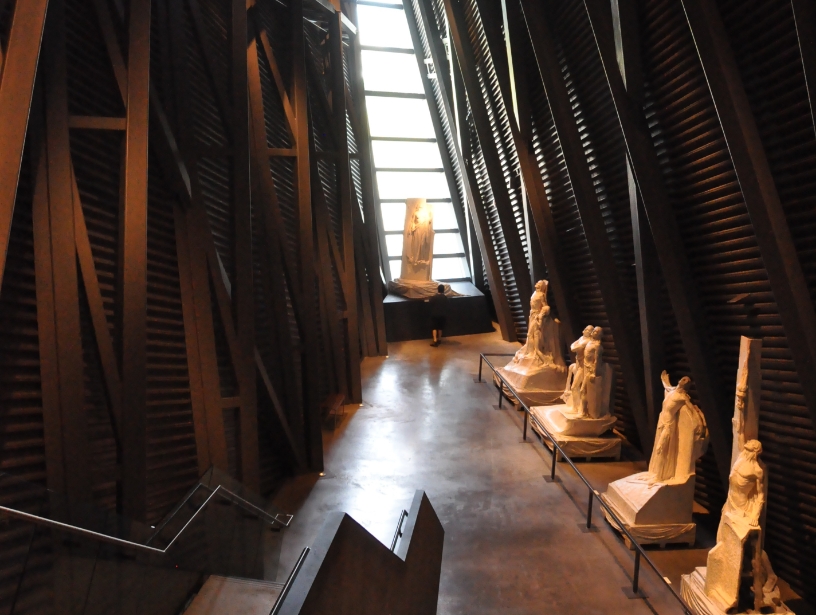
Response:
[[269, 547, 311, 615], [0, 484, 293, 556], [390, 509, 409, 551], [478, 353, 692, 614]]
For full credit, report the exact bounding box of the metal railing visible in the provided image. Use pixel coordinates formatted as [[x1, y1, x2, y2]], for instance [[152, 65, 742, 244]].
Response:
[[478, 353, 691, 614], [390, 509, 409, 551], [0, 483, 292, 556], [269, 547, 311, 615]]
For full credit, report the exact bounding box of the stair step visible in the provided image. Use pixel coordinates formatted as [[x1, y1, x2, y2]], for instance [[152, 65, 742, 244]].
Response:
[[184, 575, 284, 615]]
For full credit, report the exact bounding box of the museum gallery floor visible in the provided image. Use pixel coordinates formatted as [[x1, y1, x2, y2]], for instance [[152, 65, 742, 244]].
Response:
[[270, 329, 811, 615]]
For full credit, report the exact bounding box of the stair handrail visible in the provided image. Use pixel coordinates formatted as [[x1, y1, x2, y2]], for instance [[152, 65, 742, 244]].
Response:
[[0, 484, 292, 556]]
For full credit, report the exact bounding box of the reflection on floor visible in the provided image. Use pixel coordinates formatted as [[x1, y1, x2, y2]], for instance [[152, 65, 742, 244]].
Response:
[[271, 328, 808, 615]]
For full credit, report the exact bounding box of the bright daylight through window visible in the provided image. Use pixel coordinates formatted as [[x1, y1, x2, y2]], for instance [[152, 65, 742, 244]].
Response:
[[357, 1, 470, 282]]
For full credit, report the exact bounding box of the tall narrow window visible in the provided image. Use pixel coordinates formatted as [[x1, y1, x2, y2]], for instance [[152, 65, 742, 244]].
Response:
[[357, 1, 470, 283]]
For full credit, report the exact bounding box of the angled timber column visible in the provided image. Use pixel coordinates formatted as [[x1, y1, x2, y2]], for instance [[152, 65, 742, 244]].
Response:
[[402, 0, 470, 281], [412, 0, 515, 340], [519, 0, 651, 450], [0, 0, 49, 290], [330, 12, 362, 404], [682, 0, 816, 431], [582, 0, 731, 486], [792, 0, 816, 139], [231, 0, 260, 490], [442, 0, 533, 331], [121, 0, 151, 520], [165, 0, 230, 477], [345, 0, 388, 356], [485, 0, 580, 343], [611, 0, 662, 441], [292, 0, 324, 471]]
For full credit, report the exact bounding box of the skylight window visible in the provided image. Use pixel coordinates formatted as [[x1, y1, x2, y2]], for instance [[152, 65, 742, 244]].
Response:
[[358, 1, 471, 283]]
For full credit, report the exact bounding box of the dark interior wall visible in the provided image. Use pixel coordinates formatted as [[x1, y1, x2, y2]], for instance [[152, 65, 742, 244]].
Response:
[[0, 0, 386, 536]]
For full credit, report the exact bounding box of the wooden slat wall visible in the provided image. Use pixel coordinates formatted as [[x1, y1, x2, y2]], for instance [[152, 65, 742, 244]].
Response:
[[0, 0, 383, 552]]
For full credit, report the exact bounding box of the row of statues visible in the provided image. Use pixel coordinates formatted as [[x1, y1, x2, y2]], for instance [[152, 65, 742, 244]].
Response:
[[498, 280, 790, 614]]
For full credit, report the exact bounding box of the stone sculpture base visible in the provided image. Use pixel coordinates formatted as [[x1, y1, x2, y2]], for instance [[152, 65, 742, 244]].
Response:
[[530, 405, 621, 460], [494, 358, 567, 406], [681, 568, 794, 615], [386, 279, 460, 299], [601, 473, 696, 547]]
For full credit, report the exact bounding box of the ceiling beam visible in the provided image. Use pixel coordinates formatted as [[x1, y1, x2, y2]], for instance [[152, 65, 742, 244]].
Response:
[[791, 0, 816, 140]]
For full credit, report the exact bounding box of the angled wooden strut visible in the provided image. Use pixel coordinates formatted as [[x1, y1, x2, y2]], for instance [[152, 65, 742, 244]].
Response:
[[485, 0, 580, 342], [0, 0, 50, 291], [582, 0, 731, 486], [682, 0, 816, 431], [410, 0, 515, 341], [519, 0, 651, 451], [443, 0, 533, 340], [791, 0, 816, 139]]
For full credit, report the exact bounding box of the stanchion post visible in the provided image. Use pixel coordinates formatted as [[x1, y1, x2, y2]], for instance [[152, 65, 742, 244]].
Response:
[[550, 442, 557, 480], [478, 355, 483, 382], [586, 490, 594, 529], [633, 550, 641, 595], [523, 409, 528, 440], [498, 387, 503, 408]]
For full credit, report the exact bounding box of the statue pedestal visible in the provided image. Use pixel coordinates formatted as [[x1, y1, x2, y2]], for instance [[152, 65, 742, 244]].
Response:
[[529, 405, 621, 460], [680, 567, 794, 615], [386, 279, 459, 299], [601, 473, 696, 547], [495, 356, 567, 406]]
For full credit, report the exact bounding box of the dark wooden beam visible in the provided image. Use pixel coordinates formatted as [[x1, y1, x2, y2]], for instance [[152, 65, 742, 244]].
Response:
[[345, 0, 388, 354], [442, 0, 532, 340], [68, 116, 127, 130], [490, 0, 581, 342], [682, 0, 816, 430], [44, 0, 92, 505], [292, 0, 324, 471], [231, 0, 260, 490], [610, 0, 661, 440], [402, 0, 470, 278], [120, 0, 152, 520], [444, 0, 533, 338], [330, 12, 362, 403], [518, 0, 651, 449], [0, 0, 49, 290], [792, 0, 816, 139], [582, 0, 731, 485]]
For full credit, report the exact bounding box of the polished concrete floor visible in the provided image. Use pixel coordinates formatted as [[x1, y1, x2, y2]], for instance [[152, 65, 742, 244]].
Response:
[[271, 329, 798, 614]]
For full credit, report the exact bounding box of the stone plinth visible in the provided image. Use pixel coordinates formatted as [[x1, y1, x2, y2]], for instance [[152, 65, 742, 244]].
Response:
[[681, 567, 794, 615], [495, 357, 567, 406], [601, 473, 696, 546], [530, 405, 621, 460]]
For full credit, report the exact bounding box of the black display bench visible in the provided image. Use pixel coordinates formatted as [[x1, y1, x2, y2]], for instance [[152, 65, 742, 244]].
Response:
[[383, 282, 494, 342]]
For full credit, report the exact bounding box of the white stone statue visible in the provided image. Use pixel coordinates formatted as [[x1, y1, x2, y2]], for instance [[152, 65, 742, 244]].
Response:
[[681, 338, 793, 615], [496, 280, 567, 405], [601, 371, 708, 546], [528, 324, 620, 460], [386, 198, 459, 299], [646, 372, 709, 484]]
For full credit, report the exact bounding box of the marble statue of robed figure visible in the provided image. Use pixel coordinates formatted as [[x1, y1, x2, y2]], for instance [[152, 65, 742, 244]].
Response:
[[601, 371, 709, 546], [496, 280, 567, 405], [387, 198, 459, 299], [681, 338, 793, 615]]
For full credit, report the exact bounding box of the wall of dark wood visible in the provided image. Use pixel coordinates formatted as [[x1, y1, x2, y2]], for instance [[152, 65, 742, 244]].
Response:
[[0, 0, 386, 544]]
